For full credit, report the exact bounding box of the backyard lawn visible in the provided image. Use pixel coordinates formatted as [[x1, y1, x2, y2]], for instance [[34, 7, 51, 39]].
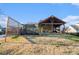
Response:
[[0, 34, 79, 55], [47, 34, 79, 41], [25, 34, 79, 46]]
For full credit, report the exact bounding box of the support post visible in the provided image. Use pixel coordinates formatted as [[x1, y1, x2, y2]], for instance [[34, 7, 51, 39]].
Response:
[[59, 26, 61, 34], [51, 19, 54, 33], [5, 16, 9, 42], [51, 23, 53, 33], [63, 24, 65, 33], [41, 27, 43, 33]]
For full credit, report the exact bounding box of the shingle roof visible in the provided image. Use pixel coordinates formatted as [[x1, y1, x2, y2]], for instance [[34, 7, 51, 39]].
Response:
[[39, 16, 66, 24]]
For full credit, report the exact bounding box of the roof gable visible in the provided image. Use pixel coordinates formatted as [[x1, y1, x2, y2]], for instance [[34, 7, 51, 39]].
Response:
[[39, 16, 66, 24]]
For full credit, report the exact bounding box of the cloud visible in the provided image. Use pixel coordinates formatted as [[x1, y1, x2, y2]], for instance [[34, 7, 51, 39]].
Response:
[[63, 16, 79, 26], [71, 3, 79, 6], [63, 16, 79, 22]]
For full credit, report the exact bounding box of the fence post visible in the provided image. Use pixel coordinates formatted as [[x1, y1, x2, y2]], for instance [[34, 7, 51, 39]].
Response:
[[5, 16, 9, 42]]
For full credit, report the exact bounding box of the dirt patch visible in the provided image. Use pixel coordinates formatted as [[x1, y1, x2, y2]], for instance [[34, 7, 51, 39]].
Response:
[[0, 36, 79, 55], [0, 36, 31, 44], [0, 43, 79, 55]]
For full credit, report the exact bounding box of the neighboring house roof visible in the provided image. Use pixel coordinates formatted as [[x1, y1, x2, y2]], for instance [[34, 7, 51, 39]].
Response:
[[74, 23, 79, 29], [72, 23, 79, 32], [65, 26, 77, 33], [23, 24, 38, 30], [65, 23, 79, 33], [24, 24, 36, 28]]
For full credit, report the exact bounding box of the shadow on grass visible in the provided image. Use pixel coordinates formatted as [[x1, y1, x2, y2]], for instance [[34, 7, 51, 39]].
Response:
[[23, 35, 36, 44], [11, 35, 19, 39]]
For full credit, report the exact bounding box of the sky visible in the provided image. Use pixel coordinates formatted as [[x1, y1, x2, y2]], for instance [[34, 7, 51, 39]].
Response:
[[0, 3, 79, 27]]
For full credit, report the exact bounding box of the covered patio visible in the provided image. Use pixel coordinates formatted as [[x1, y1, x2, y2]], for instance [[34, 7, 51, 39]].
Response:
[[38, 16, 66, 33]]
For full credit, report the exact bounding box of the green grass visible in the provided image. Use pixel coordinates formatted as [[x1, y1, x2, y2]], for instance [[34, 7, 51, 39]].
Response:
[[65, 35, 79, 42], [11, 35, 20, 41], [11, 35, 19, 39], [50, 42, 66, 46], [46, 33, 79, 42]]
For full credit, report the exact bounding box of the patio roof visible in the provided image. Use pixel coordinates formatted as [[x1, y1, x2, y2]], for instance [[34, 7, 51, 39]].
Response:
[[39, 16, 66, 25]]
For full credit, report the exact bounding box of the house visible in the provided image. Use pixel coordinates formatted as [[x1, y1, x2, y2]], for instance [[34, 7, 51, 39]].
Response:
[[73, 23, 79, 33], [65, 23, 79, 33], [20, 24, 39, 35], [23, 24, 38, 32], [65, 26, 77, 33], [38, 16, 66, 33]]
